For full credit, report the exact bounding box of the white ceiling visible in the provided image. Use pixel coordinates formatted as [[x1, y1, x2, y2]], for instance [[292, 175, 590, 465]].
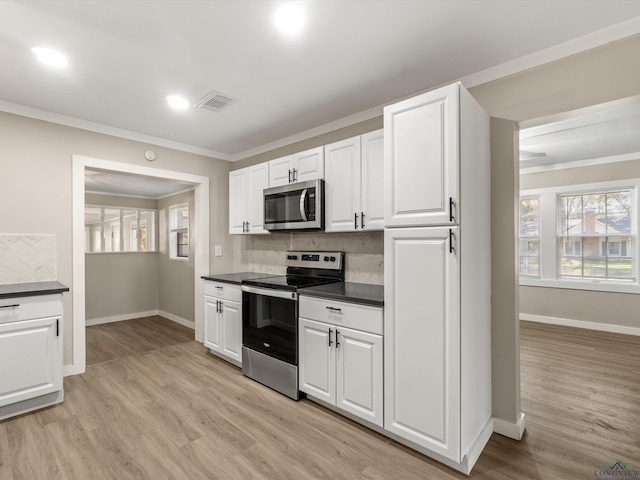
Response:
[[85, 168, 195, 199], [2, 1, 640, 161], [520, 96, 640, 170]]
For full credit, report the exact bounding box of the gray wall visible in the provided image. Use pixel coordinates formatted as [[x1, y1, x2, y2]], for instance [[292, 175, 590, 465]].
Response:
[[520, 158, 640, 328], [158, 190, 196, 323], [85, 253, 159, 320], [0, 111, 233, 366], [84, 193, 160, 321], [85, 193, 158, 209]]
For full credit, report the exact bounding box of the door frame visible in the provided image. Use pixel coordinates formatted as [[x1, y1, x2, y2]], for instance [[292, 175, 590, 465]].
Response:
[[71, 155, 209, 374]]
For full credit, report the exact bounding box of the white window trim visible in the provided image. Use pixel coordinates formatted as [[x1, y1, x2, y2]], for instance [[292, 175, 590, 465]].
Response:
[[520, 178, 639, 294], [85, 204, 158, 254], [169, 202, 190, 261]]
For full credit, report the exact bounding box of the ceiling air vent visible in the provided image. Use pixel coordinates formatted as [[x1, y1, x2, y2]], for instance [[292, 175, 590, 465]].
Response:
[[194, 90, 234, 112]]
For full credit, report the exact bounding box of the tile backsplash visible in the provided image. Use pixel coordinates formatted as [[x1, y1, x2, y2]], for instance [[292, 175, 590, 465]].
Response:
[[235, 231, 384, 284], [0, 235, 57, 285]]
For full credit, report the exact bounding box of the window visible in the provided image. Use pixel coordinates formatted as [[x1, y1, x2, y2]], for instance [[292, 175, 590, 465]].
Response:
[[519, 197, 540, 277], [558, 190, 633, 280], [520, 180, 637, 293], [170, 203, 189, 260], [84, 205, 157, 253]]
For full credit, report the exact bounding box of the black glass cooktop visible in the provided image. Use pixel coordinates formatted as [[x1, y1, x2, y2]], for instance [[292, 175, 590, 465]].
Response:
[[242, 275, 341, 292]]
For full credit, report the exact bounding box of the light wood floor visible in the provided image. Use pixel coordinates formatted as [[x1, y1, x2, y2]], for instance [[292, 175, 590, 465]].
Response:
[[1, 319, 639, 479]]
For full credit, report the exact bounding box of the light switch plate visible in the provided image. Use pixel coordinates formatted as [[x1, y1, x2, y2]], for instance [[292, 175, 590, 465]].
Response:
[[214, 245, 222, 257]]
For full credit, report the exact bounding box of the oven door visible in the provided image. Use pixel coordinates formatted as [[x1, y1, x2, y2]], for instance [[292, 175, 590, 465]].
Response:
[[242, 285, 298, 365]]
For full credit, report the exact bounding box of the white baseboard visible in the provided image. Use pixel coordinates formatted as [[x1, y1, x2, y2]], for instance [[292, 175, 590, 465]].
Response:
[[85, 310, 160, 326], [520, 313, 640, 337], [86, 309, 195, 330], [63, 365, 74, 377], [158, 310, 195, 330], [493, 413, 526, 440]]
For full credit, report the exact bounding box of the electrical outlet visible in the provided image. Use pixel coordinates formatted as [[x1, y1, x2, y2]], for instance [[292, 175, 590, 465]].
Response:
[[214, 245, 222, 257]]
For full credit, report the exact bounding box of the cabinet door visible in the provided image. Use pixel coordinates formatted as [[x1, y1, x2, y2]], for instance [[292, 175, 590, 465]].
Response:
[[384, 83, 459, 227], [324, 137, 361, 232], [336, 327, 383, 427], [0, 316, 62, 408], [220, 299, 242, 364], [384, 226, 461, 462], [299, 318, 335, 405], [294, 147, 324, 182], [269, 155, 294, 187], [203, 295, 221, 352], [246, 163, 270, 234], [229, 169, 247, 234], [361, 129, 384, 231]]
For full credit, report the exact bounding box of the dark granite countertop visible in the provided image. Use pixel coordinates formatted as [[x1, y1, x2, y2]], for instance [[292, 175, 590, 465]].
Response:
[[300, 282, 384, 307], [0, 281, 70, 300], [201, 272, 279, 285]]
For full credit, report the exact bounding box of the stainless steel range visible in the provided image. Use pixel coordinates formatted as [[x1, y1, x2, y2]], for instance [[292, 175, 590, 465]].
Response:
[[241, 251, 345, 399]]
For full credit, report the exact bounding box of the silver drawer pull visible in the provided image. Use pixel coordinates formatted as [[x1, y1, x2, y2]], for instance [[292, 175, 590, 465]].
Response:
[[0, 304, 19, 309], [326, 306, 342, 312]]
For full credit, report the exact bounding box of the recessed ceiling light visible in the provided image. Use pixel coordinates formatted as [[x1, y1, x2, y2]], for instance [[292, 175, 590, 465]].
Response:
[[31, 46, 68, 68], [275, 4, 305, 35], [166, 95, 189, 110]]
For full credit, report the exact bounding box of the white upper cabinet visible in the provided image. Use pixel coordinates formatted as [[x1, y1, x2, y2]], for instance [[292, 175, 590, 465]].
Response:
[[269, 147, 324, 187], [325, 129, 384, 232], [229, 163, 269, 235], [229, 169, 247, 235], [384, 83, 459, 227], [325, 136, 362, 231], [360, 129, 385, 230], [268, 154, 295, 187]]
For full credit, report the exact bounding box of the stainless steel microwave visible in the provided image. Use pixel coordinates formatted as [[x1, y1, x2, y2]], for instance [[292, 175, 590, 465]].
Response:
[[263, 179, 324, 231]]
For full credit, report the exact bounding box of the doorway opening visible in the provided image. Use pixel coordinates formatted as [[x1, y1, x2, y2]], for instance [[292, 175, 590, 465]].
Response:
[[71, 155, 210, 375]]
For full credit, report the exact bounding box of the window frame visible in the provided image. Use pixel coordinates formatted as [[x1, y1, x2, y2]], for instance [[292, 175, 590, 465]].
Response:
[[519, 195, 541, 278], [520, 179, 639, 294], [84, 204, 158, 254], [169, 203, 190, 261]]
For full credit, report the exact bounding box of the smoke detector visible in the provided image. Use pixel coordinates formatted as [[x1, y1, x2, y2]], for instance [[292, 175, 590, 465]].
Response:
[[194, 90, 234, 112]]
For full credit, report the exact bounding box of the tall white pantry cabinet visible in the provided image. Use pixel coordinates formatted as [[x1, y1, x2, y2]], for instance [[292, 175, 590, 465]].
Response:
[[383, 82, 492, 474]]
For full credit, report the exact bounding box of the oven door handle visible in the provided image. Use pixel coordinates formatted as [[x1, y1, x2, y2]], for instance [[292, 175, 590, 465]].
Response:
[[241, 285, 298, 300]]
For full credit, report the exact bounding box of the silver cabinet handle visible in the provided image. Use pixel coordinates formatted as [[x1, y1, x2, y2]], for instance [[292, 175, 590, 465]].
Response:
[[288, 169, 292, 183], [354, 212, 358, 229], [326, 306, 342, 312], [361, 212, 365, 229], [336, 329, 341, 348], [328, 328, 333, 347], [293, 168, 297, 182]]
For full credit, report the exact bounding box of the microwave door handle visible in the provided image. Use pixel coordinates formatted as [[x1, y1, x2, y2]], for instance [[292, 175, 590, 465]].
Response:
[[299, 188, 308, 221]]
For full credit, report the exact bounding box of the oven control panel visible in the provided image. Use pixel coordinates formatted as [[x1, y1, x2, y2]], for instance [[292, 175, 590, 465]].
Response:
[[285, 251, 343, 270]]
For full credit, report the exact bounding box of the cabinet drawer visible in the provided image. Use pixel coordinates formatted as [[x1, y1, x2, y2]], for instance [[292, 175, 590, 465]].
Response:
[[203, 281, 242, 302], [299, 296, 383, 335], [0, 295, 63, 325]]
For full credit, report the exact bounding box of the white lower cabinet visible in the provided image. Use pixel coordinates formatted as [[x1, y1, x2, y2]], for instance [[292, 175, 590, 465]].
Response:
[[203, 282, 242, 366], [0, 294, 64, 420], [299, 296, 383, 427]]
